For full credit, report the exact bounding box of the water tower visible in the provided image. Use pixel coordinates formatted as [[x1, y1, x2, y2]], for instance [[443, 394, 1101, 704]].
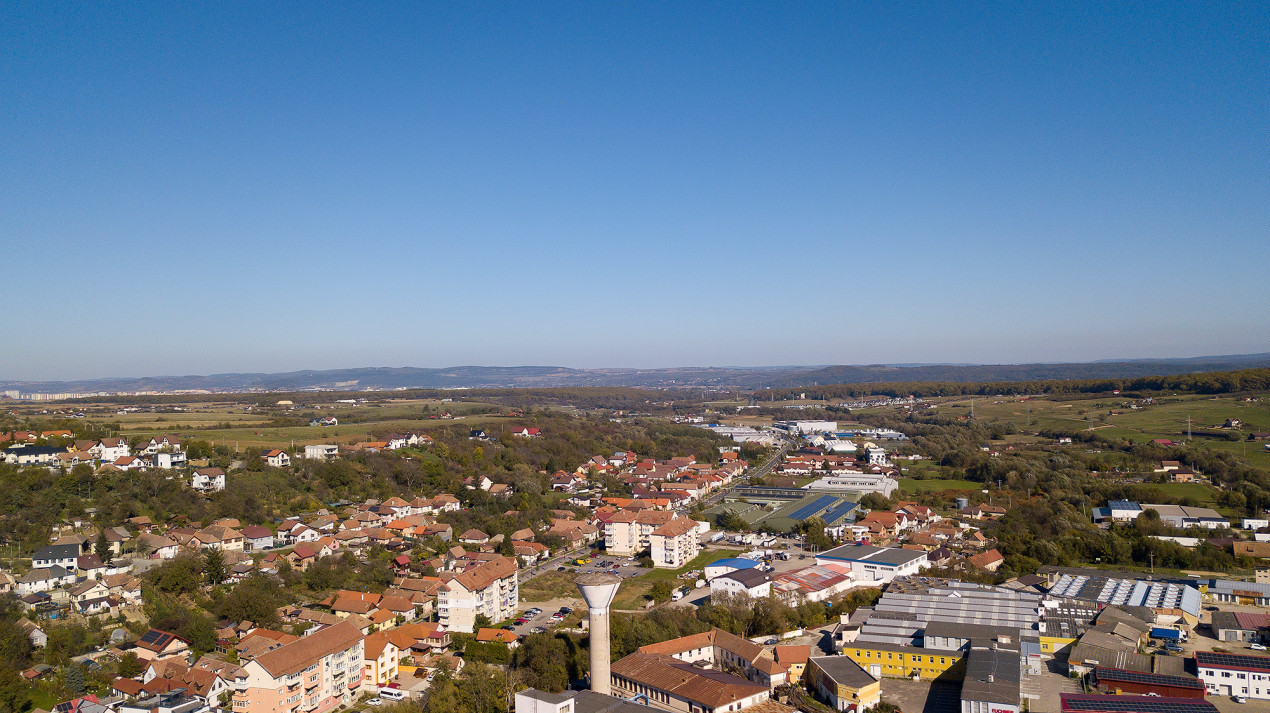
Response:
[[575, 573, 621, 695]]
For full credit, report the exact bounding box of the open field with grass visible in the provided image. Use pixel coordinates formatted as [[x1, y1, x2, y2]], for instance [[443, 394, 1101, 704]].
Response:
[[612, 548, 742, 609], [896, 393, 1270, 469], [35, 397, 538, 450], [519, 570, 582, 601], [898, 479, 986, 494]]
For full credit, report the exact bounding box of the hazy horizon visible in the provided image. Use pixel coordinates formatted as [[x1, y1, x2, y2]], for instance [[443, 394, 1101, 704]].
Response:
[[4, 349, 1270, 385]]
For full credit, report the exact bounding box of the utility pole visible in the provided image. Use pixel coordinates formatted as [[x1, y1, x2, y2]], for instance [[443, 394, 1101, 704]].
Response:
[[1187, 415, 1192, 442], [1149, 551, 1154, 575]]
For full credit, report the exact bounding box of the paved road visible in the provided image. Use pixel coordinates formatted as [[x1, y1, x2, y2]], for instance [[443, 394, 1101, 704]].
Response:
[[702, 440, 791, 507], [519, 545, 592, 583]]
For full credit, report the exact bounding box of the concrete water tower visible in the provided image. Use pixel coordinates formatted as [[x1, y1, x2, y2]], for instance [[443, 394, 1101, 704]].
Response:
[[575, 573, 621, 695]]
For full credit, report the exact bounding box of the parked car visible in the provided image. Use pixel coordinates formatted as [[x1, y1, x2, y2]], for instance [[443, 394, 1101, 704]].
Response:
[[1251, 643, 1267, 651]]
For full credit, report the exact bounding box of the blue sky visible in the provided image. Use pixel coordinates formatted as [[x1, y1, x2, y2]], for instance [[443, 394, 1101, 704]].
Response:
[[2, 2, 1267, 380]]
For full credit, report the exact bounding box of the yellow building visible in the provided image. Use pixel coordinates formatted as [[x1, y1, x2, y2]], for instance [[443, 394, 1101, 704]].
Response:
[[806, 656, 882, 711], [840, 643, 963, 681], [1039, 634, 1078, 655]]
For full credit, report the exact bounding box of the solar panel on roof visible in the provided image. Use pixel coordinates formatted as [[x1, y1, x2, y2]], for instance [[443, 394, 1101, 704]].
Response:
[[1061, 695, 1217, 713], [1195, 650, 1270, 671], [788, 495, 839, 521], [1093, 667, 1203, 689], [140, 629, 163, 644], [821, 502, 857, 524]]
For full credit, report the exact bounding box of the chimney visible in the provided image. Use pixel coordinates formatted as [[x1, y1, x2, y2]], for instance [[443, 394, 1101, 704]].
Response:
[[576, 573, 622, 696]]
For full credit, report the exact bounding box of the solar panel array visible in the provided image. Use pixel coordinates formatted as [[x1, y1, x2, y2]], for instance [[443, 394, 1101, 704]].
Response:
[[788, 495, 839, 521], [1195, 650, 1270, 672], [1093, 667, 1204, 690], [820, 501, 857, 524], [1049, 575, 1201, 616], [1060, 695, 1217, 713]]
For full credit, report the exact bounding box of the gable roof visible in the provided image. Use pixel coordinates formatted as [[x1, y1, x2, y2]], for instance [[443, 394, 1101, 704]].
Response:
[[253, 621, 363, 677]]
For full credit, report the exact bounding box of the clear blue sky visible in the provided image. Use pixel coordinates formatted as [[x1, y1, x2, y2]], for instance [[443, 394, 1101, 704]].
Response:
[[2, 2, 1267, 380]]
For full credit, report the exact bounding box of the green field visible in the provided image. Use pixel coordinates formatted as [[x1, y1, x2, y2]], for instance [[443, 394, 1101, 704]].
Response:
[[62, 397, 537, 450], [519, 570, 585, 602], [898, 479, 986, 494], [919, 393, 1270, 469], [612, 548, 742, 610]]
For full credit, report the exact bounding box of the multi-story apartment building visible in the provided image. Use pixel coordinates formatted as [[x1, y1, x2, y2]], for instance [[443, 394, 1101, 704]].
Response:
[[232, 621, 364, 713], [605, 511, 695, 557], [438, 556, 518, 633], [648, 518, 699, 569]]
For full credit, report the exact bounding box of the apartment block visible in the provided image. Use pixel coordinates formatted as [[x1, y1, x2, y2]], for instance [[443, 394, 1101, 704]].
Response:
[[232, 621, 364, 713], [438, 556, 519, 633]]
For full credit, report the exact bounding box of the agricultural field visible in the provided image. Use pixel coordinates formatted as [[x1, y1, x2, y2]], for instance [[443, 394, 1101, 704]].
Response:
[[31, 397, 536, 450]]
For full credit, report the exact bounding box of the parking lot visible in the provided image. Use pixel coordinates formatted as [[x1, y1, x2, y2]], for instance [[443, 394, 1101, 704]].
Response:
[[503, 598, 580, 636]]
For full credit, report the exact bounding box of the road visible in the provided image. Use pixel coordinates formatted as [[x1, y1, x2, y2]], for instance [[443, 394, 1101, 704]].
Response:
[[519, 544, 592, 583], [701, 439, 791, 507]]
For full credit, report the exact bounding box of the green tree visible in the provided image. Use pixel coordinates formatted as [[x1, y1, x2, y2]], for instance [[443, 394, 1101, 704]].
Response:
[[511, 633, 569, 692], [204, 548, 227, 586], [650, 581, 673, 602], [116, 651, 142, 679], [0, 664, 31, 713], [94, 534, 112, 565], [65, 664, 87, 696]]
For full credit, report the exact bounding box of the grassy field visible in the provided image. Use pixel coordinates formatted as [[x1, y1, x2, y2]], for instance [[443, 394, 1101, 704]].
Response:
[[911, 393, 1270, 469], [1146, 482, 1218, 503], [612, 548, 742, 610], [53, 397, 538, 450], [898, 479, 986, 494], [520, 570, 585, 602]]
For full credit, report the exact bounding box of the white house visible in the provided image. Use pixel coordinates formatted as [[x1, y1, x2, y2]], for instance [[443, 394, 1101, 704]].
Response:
[[711, 569, 773, 599], [191, 467, 226, 492], [304, 444, 339, 461], [92, 438, 131, 463], [154, 451, 187, 469], [260, 449, 291, 468], [32, 544, 80, 570]]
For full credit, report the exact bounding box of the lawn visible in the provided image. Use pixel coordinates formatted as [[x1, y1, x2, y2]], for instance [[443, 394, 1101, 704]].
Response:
[[1143, 482, 1218, 504], [612, 548, 743, 609], [899, 479, 985, 494], [519, 570, 583, 602]]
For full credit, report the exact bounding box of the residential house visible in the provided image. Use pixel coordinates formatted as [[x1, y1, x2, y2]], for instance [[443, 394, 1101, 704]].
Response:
[[137, 534, 180, 560], [968, 549, 1005, 572], [133, 630, 191, 663], [303, 444, 340, 461], [241, 525, 275, 552], [260, 450, 291, 468], [32, 544, 80, 570], [191, 468, 226, 493], [92, 438, 131, 463], [362, 632, 399, 689]]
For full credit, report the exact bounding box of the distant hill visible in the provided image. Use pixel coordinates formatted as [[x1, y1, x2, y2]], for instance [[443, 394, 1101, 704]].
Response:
[[769, 353, 1270, 388], [3, 353, 1269, 395]]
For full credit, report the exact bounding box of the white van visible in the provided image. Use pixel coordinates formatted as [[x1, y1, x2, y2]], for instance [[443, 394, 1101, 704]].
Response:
[[379, 689, 407, 701]]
